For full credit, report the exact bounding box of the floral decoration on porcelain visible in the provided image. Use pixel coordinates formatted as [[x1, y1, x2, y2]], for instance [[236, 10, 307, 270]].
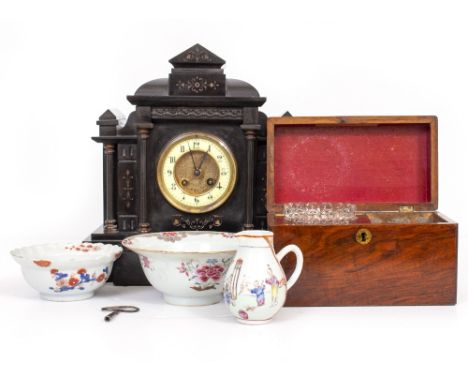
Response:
[[155, 232, 188, 243], [33, 260, 52, 267], [122, 238, 133, 246], [177, 258, 232, 291], [141, 255, 154, 271], [220, 232, 235, 239], [65, 243, 101, 252], [48, 266, 109, 293], [238, 310, 249, 320]]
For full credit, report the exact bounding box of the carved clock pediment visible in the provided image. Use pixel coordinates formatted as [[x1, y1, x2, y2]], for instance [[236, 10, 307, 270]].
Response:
[[169, 43, 225, 67], [168, 44, 227, 96]]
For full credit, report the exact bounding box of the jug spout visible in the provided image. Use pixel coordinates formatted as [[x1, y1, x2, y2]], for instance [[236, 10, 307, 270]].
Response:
[[235, 230, 274, 249]]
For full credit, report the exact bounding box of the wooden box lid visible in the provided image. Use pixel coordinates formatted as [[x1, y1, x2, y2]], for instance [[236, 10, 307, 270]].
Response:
[[267, 116, 438, 213]]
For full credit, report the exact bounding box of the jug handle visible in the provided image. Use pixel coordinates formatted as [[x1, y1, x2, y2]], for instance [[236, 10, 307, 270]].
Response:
[[275, 245, 304, 290]]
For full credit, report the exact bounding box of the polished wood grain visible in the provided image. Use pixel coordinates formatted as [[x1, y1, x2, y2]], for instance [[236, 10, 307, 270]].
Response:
[[270, 212, 457, 306]]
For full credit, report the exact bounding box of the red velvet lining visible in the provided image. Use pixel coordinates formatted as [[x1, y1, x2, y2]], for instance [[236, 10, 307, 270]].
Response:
[[274, 124, 431, 204]]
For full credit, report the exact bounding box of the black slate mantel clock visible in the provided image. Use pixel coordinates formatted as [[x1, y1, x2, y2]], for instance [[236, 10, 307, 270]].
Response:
[[88, 44, 267, 285]]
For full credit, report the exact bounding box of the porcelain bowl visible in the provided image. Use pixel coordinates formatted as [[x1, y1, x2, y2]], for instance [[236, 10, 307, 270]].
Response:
[[11, 242, 122, 301], [122, 232, 238, 306]]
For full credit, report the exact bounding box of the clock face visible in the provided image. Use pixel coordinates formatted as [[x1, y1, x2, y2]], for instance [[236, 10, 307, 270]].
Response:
[[156, 133, 237, 214]]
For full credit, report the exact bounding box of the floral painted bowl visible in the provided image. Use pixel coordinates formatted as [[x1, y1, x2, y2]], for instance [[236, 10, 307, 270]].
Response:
[[10, 242, 122, 301], [122, 232, 238, 306]]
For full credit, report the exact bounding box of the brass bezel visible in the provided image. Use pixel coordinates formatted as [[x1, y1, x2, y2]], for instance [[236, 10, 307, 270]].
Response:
[[156, 132, 237, 214]]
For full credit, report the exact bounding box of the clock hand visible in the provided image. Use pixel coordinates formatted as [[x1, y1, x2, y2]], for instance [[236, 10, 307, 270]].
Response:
[[188, 143, 201, 176], [198, 149, 210, 171], [188, 142, 198, 170]]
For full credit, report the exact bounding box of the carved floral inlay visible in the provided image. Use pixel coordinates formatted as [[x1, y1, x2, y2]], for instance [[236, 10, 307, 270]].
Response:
[[172, 215, 222, 230], [152, 107, 242, 120], [176, 76, 220, 94], [183, 47, 212, 63], [122, 169, 135, 209]]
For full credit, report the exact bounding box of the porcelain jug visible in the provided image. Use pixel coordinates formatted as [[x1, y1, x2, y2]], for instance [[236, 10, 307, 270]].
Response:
[[223, 230, 303, 324]]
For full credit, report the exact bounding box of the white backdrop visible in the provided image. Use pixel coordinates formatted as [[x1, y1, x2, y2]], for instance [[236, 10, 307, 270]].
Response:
[[1, 1, 467, 381]]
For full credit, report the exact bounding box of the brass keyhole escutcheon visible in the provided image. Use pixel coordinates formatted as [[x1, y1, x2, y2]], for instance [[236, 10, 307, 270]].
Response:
[[356, 228, 372, 245]]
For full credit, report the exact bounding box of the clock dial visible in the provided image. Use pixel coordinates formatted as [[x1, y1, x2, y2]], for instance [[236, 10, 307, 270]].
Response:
[[156, 133, 237, 213], [173, 151, 220, 195]]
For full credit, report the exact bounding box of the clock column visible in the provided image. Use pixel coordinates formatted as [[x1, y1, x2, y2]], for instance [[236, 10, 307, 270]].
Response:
[[103, 143, 118, 232], [136, 120, 153, 233], [96, 110, 120, 233], [241, 107, 261, 230]]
